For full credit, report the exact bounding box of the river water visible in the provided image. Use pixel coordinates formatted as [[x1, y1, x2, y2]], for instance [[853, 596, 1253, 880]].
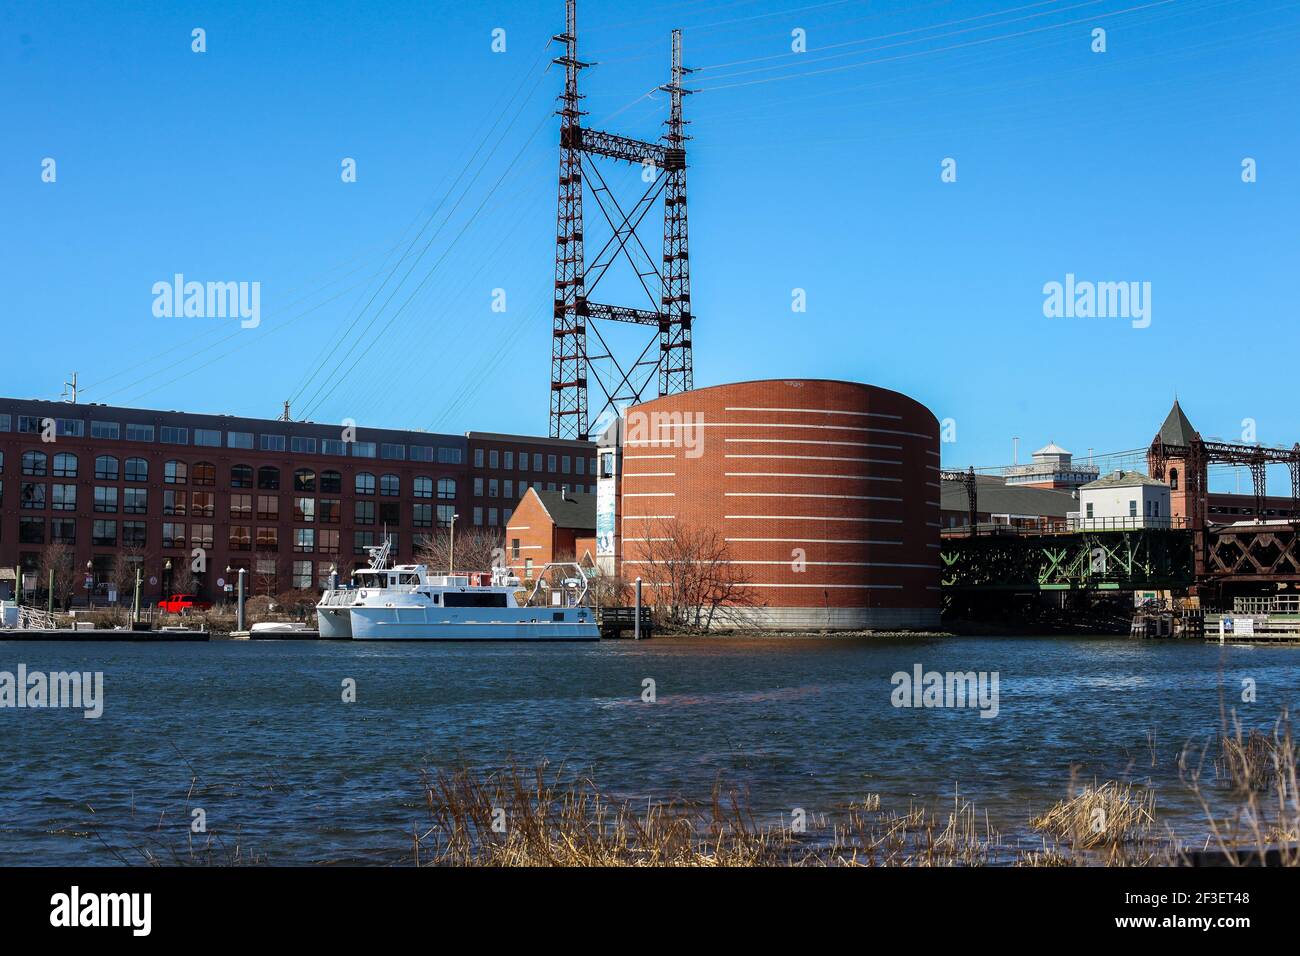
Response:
[[1, 635, 1297, 864]]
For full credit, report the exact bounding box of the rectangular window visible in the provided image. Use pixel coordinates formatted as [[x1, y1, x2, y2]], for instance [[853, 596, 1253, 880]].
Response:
[[318, 530, 340, 554], [191, 491, 214, 518], [504, 451, 514, 469], [228, 431, 254, 449], [21, 483, 45, 510], [292, 561, 313, 590], [160, 426, 189, 444], [322, 439, 347, 456], [352, 441, 376, 459], [354, 531, 375, 555], [294, 529, 316, 553], [1129, 500, 1138, 518], [489, 450, 499, 469], [562, 456, 571, 474], [192, 524, 214, 550], [162, 523, 186, 549], [576, 457, 585, 475], [488, 507, 498, 526], [488, 479, 498, 498], [291, 436, 318, 454], [124, 488, 148, 514], [52, 484, 76, 511], [534, 453, 542, 471], [320, 499, 341, 524], [195, 428, 222, 447], [55, 419, 84, 438], [230, 494, 252, 520], [257, 527, 279, 551], [381, 443, 406, 461], [123, 521, 147, 548], [511, 538, 520, 559], [92, 520, 117, 547], [438, 447, 463, 465], [294, 497, 316, 523], [504, 508, 512, 524], [19, 517, 45, 544], [18, 416, 43, 434], [473, 507, 483, 526], [94, 486, 119, 513], [474, 478, 484, 497], [126, 423, 155, 442], [413, 504, 433, 528], [0, 414, 10, 432], [355, 501, 375, 525], [229, 526, 252, 551], [474, 448, 484, 468], [379, 502, 400, 526], [260, 434, 286, 452], [504, 479, 513, 500], [164, 490, 188, 516], [436, 504, 455, 528], [91, 420, 120, 440], [519, 451, 528, 472], [257, 496, 279, 521], [547, 455, 557, 473], [410, 445, 434, 463], [51, 518, 75, 545]]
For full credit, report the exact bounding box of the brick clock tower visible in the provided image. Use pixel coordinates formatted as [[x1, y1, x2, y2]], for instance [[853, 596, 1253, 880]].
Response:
[[1148, 400, 1205, 528]]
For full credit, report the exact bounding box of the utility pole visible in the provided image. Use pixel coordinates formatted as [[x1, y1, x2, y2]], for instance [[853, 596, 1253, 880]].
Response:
[[61, 372, 78, 404], [548, 0, 696, 439], [279, 400, 291, 421]]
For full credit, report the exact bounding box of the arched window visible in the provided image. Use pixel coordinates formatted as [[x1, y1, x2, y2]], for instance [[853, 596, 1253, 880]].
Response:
[[22, 451, 48, 477], [413, 476, 433, 499], [53, 452, 78, 478], [125, 457, 149, 482], [437, 478, 456, 500], [1169, 468, 1179, 491], [231, 464, 253, 488], [320, 470, 342, 494], [355, 472, 375, 496], [164, 460, 188, 484], [380, 474, 400, 497], [193, 461, 216, 486], [258, 466, 280, 490], [93, 454, 117, 480], [294, 468, 316, 493]]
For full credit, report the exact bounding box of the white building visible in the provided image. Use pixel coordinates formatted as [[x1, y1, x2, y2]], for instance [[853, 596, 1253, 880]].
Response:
[[1072, 470, 1171, 530], [1003, 441, 1100, 489]]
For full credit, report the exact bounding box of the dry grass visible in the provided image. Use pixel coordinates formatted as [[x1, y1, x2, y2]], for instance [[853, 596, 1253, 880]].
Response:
[[1030, 781, 1157, 851]]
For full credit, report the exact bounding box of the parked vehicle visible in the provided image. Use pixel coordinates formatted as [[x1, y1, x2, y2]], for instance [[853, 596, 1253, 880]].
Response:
[[157, 594, 212, 614]]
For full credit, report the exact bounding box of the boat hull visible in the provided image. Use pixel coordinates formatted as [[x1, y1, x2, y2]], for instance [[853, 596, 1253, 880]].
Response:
[[349, 606, 598, 641], [317, 607, 353, 640]]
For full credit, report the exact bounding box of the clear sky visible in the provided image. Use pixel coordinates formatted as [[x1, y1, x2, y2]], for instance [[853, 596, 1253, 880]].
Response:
[[4, 0, 1298, 490]]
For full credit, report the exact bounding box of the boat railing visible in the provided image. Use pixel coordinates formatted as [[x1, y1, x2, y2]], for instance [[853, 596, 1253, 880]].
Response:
[[523, 563, 591, 608]]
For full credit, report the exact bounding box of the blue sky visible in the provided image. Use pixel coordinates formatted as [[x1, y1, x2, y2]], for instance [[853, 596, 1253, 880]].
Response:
[[4, 0, 1298, 489]]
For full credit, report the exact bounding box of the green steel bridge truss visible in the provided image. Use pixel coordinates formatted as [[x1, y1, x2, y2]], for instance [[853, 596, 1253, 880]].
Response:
[[940, 529, 1196, 592]]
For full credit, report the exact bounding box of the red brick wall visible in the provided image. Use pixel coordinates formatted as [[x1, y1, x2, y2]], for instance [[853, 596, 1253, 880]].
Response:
[[619, 379, 940, 621], [504, 489, 553, 579]]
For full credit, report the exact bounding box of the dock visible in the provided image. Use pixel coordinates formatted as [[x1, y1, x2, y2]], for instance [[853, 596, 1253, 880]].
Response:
[[1206, 596, 1300, 645]]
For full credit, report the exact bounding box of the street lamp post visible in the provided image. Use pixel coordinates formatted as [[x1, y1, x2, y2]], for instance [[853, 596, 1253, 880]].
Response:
[[449, 513, 460, 575], [132, 568, 142, 626], [227, 565, 247, 633]]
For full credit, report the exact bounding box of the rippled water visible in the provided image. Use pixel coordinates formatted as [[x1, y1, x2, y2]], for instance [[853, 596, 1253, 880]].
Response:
[[2, 635, 1297, 865]]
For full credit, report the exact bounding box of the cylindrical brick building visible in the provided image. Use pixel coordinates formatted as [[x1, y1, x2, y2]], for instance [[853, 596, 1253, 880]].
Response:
[[605, 379, 940, 630]]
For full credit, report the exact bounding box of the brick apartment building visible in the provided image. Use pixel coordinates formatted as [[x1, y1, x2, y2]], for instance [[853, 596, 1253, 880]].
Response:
[[0, 398, 592, 603]]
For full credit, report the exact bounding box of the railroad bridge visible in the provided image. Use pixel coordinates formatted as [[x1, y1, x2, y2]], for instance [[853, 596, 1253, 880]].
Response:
[[939, 402, 1300, 605]]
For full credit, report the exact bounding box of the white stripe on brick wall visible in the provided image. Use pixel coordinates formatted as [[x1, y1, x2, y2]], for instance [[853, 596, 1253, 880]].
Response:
[[725, 515, 903, 523], [625, 454, 676, 460], [656, 421, 931, 440], [726, 439, 902, 449], [624, 472, 676, 478], [622, 514, 676, 520], [723, 406, 903, 420], [725, 472, 901, 482], [726, 537, 903, 545], [725, 492, 903, 502], [624, 492, 675, 497], [726, 454, 903, 464]]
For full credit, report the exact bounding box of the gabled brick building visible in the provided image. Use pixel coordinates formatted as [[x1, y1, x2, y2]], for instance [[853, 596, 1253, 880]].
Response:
[[505, 488, 597, 581]]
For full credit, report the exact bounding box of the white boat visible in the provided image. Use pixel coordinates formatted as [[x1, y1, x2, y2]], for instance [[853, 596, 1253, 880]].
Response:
[[315, 543, 599, 641]]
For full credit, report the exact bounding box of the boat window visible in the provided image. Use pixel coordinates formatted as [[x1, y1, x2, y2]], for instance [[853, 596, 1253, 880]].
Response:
[[444, 592, 509, 608], [399, 573, 420, 585]]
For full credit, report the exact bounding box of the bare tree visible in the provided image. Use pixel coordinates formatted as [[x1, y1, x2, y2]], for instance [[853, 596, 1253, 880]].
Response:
[[38, 542, 78, 610], [252, 551, 279, 597], [110, 545, 150, 604], [415, 527, 506, 575], [634, 518, 761, 631]]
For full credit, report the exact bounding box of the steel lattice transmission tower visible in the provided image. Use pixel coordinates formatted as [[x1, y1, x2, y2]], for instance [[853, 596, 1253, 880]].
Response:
[[549, 0, 695, 440]]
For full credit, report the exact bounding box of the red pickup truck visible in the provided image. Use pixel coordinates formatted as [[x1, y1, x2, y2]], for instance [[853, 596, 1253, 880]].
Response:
[[157, 594, 213, 614]]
